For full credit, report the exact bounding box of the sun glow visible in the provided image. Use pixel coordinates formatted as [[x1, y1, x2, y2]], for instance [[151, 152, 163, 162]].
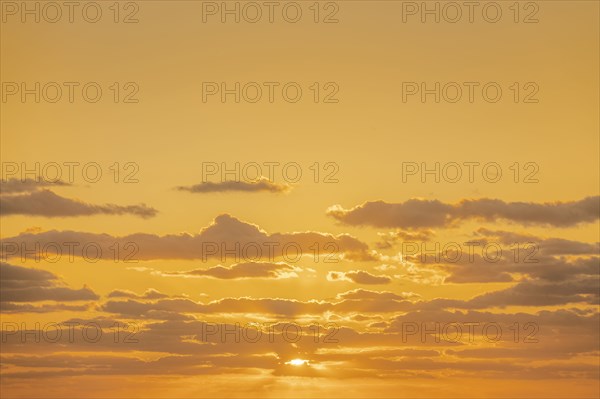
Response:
[[286, 358, 309, 366]]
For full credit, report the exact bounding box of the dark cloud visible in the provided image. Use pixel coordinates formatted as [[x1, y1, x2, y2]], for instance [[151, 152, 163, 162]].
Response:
[[0, 262, 98, 311], [327, 270, 392, 285], [0, 189, 157, 218], [328, 199, 453, 229], [1, 308, 598, 383], [1, 214, 370, 261], [0, 302, 91, 313], [162, 262, 299, 279], [100, 288, 421, 318], [408, 248, 599, 284], [107, 289, 170, 300], [177, 177, 290, 194], [336, 289, 419, 301], [328, 196, 600, 228], [376, 229, 436, 249], [474, 228, 600, 256], [0, 178, 71, 194], [466, 277, 600, 308]]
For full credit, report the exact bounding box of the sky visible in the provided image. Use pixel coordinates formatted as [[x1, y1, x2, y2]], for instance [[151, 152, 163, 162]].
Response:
[[1, 1, 599, 398]]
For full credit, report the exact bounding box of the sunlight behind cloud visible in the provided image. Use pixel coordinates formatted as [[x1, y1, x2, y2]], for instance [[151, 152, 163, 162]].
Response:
[[286, 359, 309, 366]]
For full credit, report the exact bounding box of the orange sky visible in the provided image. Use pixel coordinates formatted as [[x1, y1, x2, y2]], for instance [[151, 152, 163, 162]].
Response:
[[1, 1, 599, 398]]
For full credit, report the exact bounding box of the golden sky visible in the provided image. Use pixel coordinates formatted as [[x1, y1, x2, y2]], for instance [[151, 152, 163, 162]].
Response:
[[1, 1, 599, 398]]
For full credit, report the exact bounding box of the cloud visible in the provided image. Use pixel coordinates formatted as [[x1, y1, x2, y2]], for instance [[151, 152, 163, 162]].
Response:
[[0, 189, 158, 218], [411, 276, 599, 310], [376, 229, 435, 249], [100, 288, 422, 319], [107, 289, 170, 300], [327, 199, 453, 229], [0, 262, 98, 311], [327, 270, 392, 285], [176, 177, 290, 194], [385, 228, 599, 285], [440, 255, 599, 284], [0, 178, 71, 194], [336, 289, 419, 301], [1, 214, 370, 261], [400, 237, 599, 284], [101, 297, 330, 318], [327, 196, 600, 228], [474, 228, 600, 256], [162, 262, 300, 279], [2, 308, 597, 384], [465, 277, 599, 308]]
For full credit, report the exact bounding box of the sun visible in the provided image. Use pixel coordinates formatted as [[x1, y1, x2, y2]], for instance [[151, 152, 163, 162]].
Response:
[[286, 358, 309, 366]]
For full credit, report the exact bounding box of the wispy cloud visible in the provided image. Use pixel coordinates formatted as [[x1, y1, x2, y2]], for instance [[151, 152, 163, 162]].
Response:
[[176, 177, 290, 193]]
